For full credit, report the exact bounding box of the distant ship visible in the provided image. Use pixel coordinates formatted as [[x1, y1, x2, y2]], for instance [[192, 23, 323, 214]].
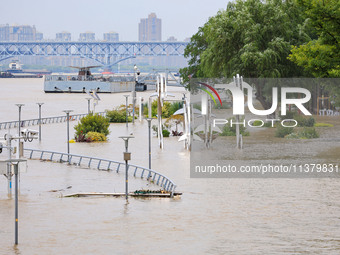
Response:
[[0, 60, 51, 78], [44, 66, 152, 93]]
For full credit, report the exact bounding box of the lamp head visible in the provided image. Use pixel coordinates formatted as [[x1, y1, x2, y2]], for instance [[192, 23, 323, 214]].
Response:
[[119, 135, 135, 141]]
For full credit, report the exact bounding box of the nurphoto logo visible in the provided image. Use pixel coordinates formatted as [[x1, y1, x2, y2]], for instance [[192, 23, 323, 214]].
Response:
[[198, 80, 312, 128]]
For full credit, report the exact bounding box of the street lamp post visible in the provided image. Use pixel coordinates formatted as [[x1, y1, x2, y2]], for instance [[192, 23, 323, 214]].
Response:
[[15, 104, 24, 139], [85, 98, 91, 114], [1, 158, 27, 245], [146, 118, 154, 170], [13, 159, 26, 245], [119, 136, 134, 200], [37, 103, 44, 142], [6, 134, 12, 196], [133, 65, 140, 124], [63, 110, 73, 163], [123, 95, 129, 128], [14, 162, 19, 244]]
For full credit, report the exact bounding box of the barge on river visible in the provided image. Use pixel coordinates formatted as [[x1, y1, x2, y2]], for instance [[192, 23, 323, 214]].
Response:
[[0, 60, 50, 78], [44, 66, 153, 93]]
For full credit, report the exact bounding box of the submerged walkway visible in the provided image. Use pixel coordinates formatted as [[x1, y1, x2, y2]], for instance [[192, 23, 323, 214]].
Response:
[[0, 112, 106, 130], [24, 148, 177, 195]]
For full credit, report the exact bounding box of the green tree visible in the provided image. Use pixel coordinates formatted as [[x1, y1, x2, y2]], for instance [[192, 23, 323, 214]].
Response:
[[180, 0, 312, 110], [180, 27, 208, 85], [288, 0, 340, 77], [182, 0, 310, 78]]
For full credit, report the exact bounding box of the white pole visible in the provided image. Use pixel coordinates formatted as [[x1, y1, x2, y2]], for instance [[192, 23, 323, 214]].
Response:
[[139, 97, 143, 122], [7, 134, 12, 197]]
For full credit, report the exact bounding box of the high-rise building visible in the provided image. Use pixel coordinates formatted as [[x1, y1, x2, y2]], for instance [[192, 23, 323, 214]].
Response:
[[36, 32, 43, 41], [56, 31, 71, 41], [79, 31, 95, 41], [0, 24, 38, 41], [103, 31, 119, 42], [139, 13, 162, 42], [0, 24, 9, 41], [166, 36, 177, 42]]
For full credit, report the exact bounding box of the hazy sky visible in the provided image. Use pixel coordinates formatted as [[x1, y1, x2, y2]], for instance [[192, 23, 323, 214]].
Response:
[[0, 0, 230, 41]]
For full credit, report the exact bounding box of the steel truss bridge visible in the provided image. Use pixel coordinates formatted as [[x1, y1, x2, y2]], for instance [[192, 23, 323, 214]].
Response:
[[0, 41, 189, 66]]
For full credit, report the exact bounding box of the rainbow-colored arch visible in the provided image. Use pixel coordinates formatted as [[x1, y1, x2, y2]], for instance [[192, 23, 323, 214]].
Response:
[[197, 82, 222, 106]]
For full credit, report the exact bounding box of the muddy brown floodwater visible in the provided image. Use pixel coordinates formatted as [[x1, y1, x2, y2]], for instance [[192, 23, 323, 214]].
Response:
[[0, 78, 340, 254]]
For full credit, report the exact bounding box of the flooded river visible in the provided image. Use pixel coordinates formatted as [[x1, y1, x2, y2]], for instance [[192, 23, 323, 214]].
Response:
[[0, 78, 340, 254]]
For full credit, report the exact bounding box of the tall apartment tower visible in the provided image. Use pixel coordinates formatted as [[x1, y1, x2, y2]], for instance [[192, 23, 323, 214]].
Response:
[[103, 31, 119, 42], [56, 31, 71, 41], [0, 24, 38, 41], [139, 13, 162, 42], [79, 32, 95, 41]]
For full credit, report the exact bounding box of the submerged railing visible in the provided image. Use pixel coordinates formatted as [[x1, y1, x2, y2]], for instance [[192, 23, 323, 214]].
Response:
[[0, 112, 106, 130], [24, 148, 177, 195]]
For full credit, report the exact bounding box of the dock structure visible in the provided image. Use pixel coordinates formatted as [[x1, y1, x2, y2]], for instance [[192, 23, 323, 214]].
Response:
[[24, 148, 177, 196], [63, 192, 182, 198]]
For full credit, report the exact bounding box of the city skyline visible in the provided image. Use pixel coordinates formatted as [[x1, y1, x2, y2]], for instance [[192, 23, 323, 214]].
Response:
[[139, 13, 162, 42], [0, 0, 230, 41], [0, 23, 183, 42]]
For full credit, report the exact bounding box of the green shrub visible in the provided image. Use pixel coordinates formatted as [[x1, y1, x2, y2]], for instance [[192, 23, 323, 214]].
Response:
[[281, 111, 295, 120], [275, 125, 294, 138], [304, 117, 315, 127], [86, 132, 107, 142], [280, 111, 315, 127], [252, 120, 263, 126], [106, 109, 132, 123], [300, 127, 319, 139], [162, 129, 170, 137], [314, 123, 334, 127], [74, 113, 110, 140], [143, 101, 182, 118], [286, 127, 319, 139], [264, 121, 275, 127], [75, 133, 92, 142], [169, 102, 183, 115], [294, 115, 315, 127], [220, 118, 250, 136], [152, 125, 170, 137], [251, 120, 275, 127], [212, 102, 231, 109]]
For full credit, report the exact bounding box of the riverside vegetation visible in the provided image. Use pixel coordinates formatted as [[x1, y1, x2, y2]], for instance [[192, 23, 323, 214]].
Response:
[[74, 113, 110, 142]]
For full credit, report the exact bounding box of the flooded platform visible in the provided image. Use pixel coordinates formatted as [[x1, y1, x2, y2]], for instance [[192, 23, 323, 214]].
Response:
[[63, 192, 183, 198]]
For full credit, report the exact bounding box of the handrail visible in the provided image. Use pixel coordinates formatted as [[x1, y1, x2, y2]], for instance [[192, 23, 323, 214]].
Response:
[[0, 112, 106, 130], [23, 148, 177, 196]]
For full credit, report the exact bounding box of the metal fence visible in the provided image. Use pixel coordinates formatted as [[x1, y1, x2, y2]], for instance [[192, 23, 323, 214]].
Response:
[[24, 148, 177, 195], [0, 112, 106, 130]]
